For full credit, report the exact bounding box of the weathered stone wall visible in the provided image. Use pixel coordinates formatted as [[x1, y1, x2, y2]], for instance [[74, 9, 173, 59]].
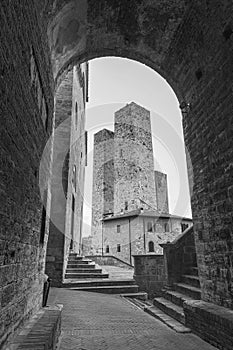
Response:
[[154, 171, 169, 214], [114, 103, 157, 214], [133, 255, 166, 298], [0, 2, 54, 348], [91, 129, 114, 253], [64, 63, 87, 267]]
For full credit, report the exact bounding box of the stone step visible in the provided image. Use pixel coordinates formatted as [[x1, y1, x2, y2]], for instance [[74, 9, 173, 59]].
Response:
[[67, 261, 93, 267], [68, 256, 83, 261], [181, 275, 200, 288], [153, 297, 185, 324], [68, 284, 139, 294], [66, 268, 102, 273], [69, 253, 78, 257], [67, 264, 95, 269], [174, 283, 201, 299], [63, 279, 136, 288], [120, 292, 148, 301], [187, 267, 199, 276], [65, 273, 109, 279], [144, 305, 191, 333], [162, 289, 197, 307]]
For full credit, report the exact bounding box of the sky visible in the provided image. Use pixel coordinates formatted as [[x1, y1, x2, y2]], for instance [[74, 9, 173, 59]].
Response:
[[81, 57, 192, 237]]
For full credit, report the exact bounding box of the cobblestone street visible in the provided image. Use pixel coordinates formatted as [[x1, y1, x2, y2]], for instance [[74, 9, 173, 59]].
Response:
[[48, 288, 217, 350]]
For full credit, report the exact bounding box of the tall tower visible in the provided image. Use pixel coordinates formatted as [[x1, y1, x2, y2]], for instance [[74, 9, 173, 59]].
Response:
[[91, 129, 114, 253], [114, 102, 157, 214]]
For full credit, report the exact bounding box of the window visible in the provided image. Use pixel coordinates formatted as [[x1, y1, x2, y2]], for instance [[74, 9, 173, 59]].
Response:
[[117, 225, 120, 233], [117, 244, 121, 252], [120, 149, 123, 157], [148, 241, 154, 252], [181, 223, 189, 232], [106, 245, 109, 253], [75, 102, 78, 128], [147, 221, 153, 232], [164, 223, 169, 232], [125, 201, 128, 210]]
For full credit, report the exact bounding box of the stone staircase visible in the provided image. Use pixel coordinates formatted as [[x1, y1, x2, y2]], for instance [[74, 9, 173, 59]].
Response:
[[153, 264, 201, 325], [63, 252, 140, 294], [64, 252, 109, 279]]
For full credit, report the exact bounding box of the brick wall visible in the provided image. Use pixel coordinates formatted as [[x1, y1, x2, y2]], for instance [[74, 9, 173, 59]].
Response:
[[0, 1, 54, 347]]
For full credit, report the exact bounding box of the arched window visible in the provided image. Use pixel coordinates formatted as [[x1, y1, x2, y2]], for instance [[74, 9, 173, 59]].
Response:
[[106, 245, 109, 253], [148, 241, 154, 252], [147, 221, 153, 232]]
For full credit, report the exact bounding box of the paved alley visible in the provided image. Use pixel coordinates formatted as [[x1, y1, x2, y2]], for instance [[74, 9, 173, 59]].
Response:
[[48, 288, 217, 350]]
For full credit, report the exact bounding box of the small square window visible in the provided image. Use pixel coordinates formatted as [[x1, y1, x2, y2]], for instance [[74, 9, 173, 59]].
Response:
[[117, 225, 120, 233]]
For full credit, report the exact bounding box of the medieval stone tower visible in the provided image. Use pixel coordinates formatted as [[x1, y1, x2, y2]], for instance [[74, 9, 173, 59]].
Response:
[[91, 103, 161, 252], [114, 102, 157, 213], [91, 129, 114, 252]]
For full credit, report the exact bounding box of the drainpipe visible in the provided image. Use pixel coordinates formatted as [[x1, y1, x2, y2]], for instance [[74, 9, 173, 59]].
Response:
[[129, 218, 132, 265]]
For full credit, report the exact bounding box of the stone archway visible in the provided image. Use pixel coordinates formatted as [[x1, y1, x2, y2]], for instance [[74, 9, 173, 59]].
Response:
[[46, 0, 233, 310]]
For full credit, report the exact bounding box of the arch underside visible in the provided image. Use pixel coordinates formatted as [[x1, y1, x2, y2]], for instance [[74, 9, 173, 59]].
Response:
[[48, 0, 187, 101]]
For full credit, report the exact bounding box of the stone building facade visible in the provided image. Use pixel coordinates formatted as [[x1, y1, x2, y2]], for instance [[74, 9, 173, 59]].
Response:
[[45, 63, 88, 284], [102, 210, 192, 265]]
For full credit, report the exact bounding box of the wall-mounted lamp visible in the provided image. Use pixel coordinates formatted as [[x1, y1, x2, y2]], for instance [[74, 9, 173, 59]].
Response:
[[179, 101, 191, 115]]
